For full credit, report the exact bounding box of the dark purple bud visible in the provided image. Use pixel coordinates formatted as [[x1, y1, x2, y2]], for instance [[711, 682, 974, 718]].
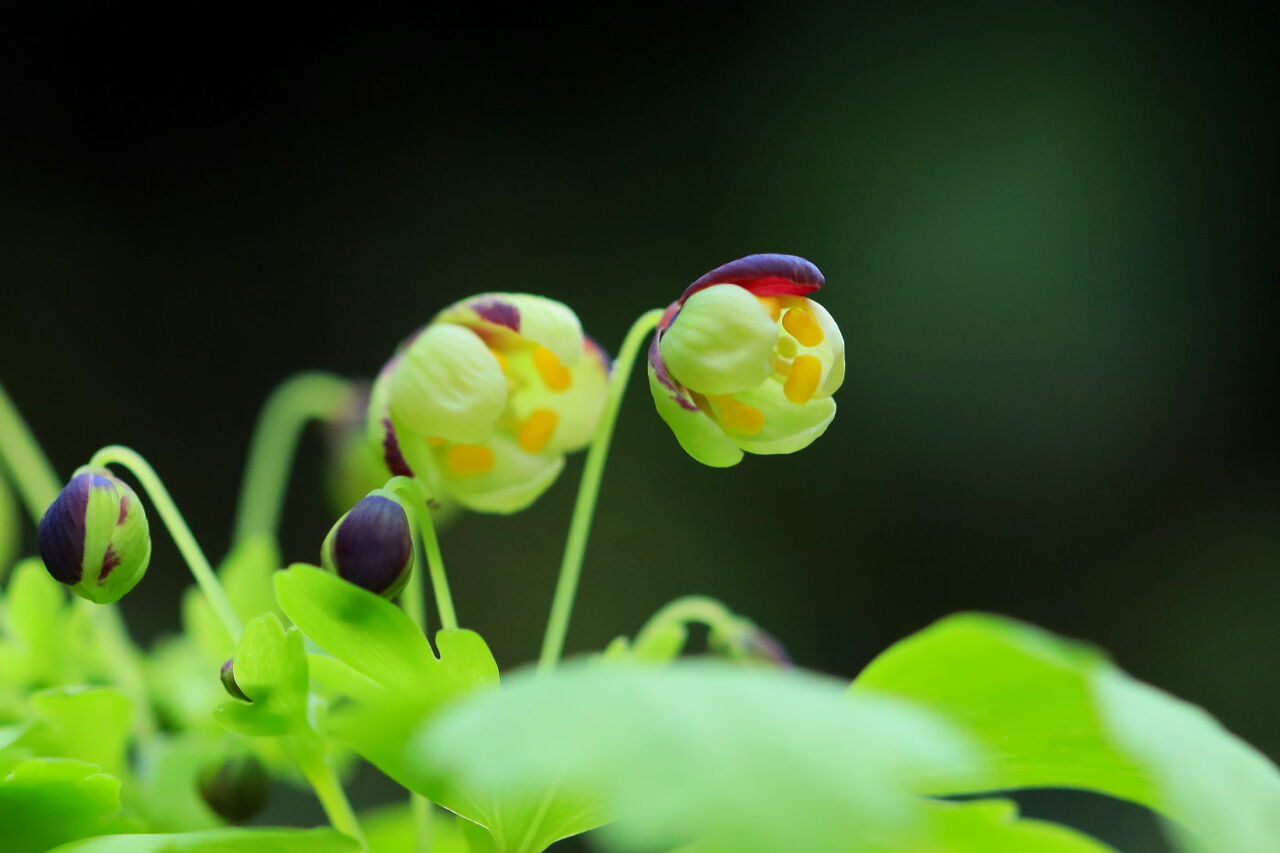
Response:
[[680, 253, 825, 304], [221, 658, 251, 702], [199, 751, 269, 824], [37, 471, 94, 584], [321, 493, 415, 598]]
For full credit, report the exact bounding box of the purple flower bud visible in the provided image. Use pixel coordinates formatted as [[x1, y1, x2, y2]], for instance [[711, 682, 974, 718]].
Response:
[[320, 492, 415, 598]]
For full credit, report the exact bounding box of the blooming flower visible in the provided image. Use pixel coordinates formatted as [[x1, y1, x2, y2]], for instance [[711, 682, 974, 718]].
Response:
[[647, 254, 844, 466], [37, 466, 151, 603], [368, 294, 610, 513]]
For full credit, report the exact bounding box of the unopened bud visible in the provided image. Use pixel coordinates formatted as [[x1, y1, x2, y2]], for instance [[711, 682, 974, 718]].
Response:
[[220, 658, 250, 702], [198, 750, 269, 824], [320, 491, 415, 598]]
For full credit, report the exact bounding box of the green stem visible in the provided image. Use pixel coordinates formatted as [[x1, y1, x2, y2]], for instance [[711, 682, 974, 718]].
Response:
[[386, 476, 457, 631], [0, 381, 63, 517], [232, 372, 353, 546], [633, 595, 740, 648], [89, 445, 241, 640], [286, 735, 366, 847], [538, 308, 663, 672]]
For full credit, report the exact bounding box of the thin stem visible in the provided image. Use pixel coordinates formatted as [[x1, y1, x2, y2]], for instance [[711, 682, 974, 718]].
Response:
[[538, 308, 663, 672], [232, 372, 353, 546], [633, 595, 740, 648], [387, 476, 458, 631], [0, 381, 63, 518], [287, 735, 366, 847], [89, 445, 241, 639]]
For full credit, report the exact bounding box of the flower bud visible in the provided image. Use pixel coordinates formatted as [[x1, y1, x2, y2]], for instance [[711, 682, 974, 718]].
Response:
[[198, 750, 269, 824], [368, 293, 611, 514], [220, 658, 250, 702], [37, 466, 151, 603], [648, 254, 844, 467], [320, 490, 415, 598]]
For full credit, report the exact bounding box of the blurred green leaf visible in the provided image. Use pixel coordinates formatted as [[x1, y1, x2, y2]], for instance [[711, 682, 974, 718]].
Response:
[[126, 734, 225, 833], [0, 757, 136, 852], [915, 799, 1117, 852], [416, 661, 983, 852], [852, 613, 1280, 852], [360, 803, 471, 853], [46, 826, 361, 852], [0, 559, 70, 687], [214, 612, 308, 737], [0, 475, 15, 578], [11, 686, 132, 775]]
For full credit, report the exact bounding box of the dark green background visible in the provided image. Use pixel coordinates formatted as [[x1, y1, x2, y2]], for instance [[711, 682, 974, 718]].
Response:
[[2, 5, 1276, 850]]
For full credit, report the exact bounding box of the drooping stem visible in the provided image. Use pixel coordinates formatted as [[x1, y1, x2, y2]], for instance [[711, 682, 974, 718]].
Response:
[[538, 308, 663, 672], [286, 735, 366, 847], [0, 381, 63, 517], [89, 445, 241, 639], [232, 372, 353, 547], [387, 476, 458, 631], [633, 595, 740, 647]]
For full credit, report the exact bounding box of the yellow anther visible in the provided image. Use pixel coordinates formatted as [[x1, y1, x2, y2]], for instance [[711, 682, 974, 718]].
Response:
[[714, 396, 765, 436], [784, 355, 822, 405], [445, 444, 495, 477], [489, 347, 508, 373], [756, 296, 782, 322], [517, 409, 559, 453], [426, 435, 448, 447], [782, 306, 825, 347], [533, 346, 572, 391], [774, 357, 792, 376]]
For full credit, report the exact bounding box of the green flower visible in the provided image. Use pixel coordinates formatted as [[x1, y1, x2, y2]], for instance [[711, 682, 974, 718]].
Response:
[[37, 466, 151, 603], [648, 254, 844, 467], [367, 294, 610, 513]]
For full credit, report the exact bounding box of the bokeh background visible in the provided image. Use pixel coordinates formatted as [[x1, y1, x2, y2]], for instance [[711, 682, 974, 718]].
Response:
[[2, 4, 1276, 850]]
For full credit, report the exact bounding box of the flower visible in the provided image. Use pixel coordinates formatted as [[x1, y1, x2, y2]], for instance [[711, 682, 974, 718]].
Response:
[[367, 294, 611, 513], [320, 490, 416, 598], [647, 254, 844, 467], [37, 466, 151, 603]]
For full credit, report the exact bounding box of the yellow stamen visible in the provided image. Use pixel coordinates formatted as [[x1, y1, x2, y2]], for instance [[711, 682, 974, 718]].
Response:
[[782, 306, 825, 347], [533, 346, 572, 391], [517, 409, 559, 453], [784, 355, 822, 404], [756, 296, 782, 322], [489, 347, 508, 373], [426, 435, 447, 447], [713, 396, 764, 435], [445, 444, 494, 477]]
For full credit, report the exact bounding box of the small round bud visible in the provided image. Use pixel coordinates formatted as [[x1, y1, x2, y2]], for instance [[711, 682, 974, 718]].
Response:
[[221, 658, 251, 702], [320, 491, 415, 598], [198, 750, 269, 824], [37, 466, 151, 603]]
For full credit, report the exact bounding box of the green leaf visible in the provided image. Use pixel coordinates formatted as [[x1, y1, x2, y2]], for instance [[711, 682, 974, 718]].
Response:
[[45, 826, 362, 852], [917, 799, 1117, 852], [0, 758, 136, 852], [126, 733, 224, 833], [852, 613, 1280, 852], [360, 803, 472, 853], [0, 559, 70, 686], [214, 612, 308, 737], [12, 686, 133, 775], [416, 661, 983, 853]]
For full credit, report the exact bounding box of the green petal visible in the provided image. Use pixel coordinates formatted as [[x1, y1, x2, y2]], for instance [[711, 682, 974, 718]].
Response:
[[804, 299, 846, 397], [647, 363, 743, 468], [728, 380, 837, 456], [438, 293, 584, 367], [389, 324, 507, 443], [660, 285, 777, 396]]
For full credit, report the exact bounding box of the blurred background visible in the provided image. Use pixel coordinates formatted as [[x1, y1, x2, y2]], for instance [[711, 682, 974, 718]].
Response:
[[2, 4, 1276, 850]]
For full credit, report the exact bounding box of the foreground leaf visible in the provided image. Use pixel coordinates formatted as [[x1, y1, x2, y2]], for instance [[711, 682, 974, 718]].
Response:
[[0, 758, 135, 852], [852, 613, 1280, 852], [47, 826, 361, 852], [12, 687, 133, 775], [214, 612, 308, 737], [416, 661, 983, 852]]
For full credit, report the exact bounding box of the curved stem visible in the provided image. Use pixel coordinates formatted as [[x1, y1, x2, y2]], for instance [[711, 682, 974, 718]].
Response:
[[232, 372, 353, 546], [89, 445, 241, 639], [286, 735, 366, 848], [0, 381, 62, 518], [538, 308, 663, 672], [633, 595, 740, 647], [386, 476, 457, 631]]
